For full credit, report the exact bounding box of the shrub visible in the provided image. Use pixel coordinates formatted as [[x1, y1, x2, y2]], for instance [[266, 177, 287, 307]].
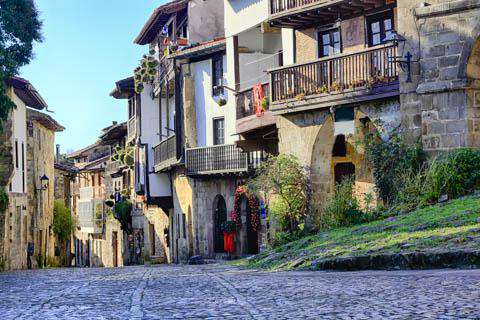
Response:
[[114, 200, 132, 233], [36, 254, 44, 269], [362, 123, 424, 206], [0, 187, 8, 213], [270, 230, 305, 248], [53, 200, 75, 243], [320, 178, 364, 229], [46, 256, 60, 268], [248, 154, 310, 233]]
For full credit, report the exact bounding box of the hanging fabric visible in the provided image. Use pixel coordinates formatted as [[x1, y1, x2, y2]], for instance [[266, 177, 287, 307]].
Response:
[[252, 84, 264, 117]]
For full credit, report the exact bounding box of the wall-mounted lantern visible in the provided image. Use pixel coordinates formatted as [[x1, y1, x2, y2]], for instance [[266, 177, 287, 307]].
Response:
[[37, 174, 49, 191], [383, 30, 417, 83]]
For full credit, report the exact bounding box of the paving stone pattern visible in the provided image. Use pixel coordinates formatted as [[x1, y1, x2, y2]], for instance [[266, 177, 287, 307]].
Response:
[[0, 264, 479, 319]]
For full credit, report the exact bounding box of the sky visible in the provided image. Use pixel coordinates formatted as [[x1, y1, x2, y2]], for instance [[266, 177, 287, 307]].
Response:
[[20, 0, 165, 154]]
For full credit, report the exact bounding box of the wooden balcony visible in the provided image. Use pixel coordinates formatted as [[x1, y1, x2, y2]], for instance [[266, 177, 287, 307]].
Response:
[[269, 0, 389, 28], [236, 83, 276, 134], [269, 44, 399, 113], [185, 144, 265, 176], [127, 117, 136, 142], [153, 135, 177, 172]]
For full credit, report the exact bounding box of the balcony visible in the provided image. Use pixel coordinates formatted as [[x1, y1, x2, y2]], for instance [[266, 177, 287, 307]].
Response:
[[269, 44, 399, 113], [106, 159, 125, 174], [153, 135, 177, 172], [127, 117, 136, 142], [236, 83, 277, 134], [269, 0, 387, 28], [77, 198, 104, 234], [185, 144, 265, 176], [79, 186, 105, 200]]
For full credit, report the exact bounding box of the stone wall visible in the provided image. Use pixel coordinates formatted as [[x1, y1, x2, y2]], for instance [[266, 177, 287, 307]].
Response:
[[276, 99, 400, 214], [398, 0, 480, 150], [2, 193, 28, 269], [27, 118, 56, 267]]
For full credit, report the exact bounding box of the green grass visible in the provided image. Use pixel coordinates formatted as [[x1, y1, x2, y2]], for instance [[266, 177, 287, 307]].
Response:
[[233, 195, 480, 271]]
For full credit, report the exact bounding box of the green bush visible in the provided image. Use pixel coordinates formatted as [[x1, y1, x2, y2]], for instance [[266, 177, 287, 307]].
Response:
[[36, 254, 44, 269], [46, 256, 60, 268], [0, 187, 8, 213], [114, 200, 132, 233], [53, 200, 75, 243], [270, 230, 305, 248], [248, 154, 310, 233], [320, 178, 364, 229], [362, 124, 424, 206]]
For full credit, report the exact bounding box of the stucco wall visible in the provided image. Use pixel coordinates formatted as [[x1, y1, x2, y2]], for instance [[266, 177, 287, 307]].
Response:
[[9, 89, 27, 194], [188, 0, 225, 43], [224, 0, 269, 38]]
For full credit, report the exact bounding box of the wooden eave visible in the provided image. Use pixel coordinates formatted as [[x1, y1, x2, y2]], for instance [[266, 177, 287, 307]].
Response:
[[6, 76, 47, 110], [269, 0, 392, 29]]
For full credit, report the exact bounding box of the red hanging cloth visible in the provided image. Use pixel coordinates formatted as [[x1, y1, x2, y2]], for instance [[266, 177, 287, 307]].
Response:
[[252, 84, 264, 117]]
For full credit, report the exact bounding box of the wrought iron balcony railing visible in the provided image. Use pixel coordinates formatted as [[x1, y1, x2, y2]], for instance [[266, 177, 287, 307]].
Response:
[[153, 134, 177, 170], [185, 144, 265, 175]]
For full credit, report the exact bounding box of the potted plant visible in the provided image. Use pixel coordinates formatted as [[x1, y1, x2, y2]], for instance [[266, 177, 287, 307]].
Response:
[[221, 220, 237, 257]]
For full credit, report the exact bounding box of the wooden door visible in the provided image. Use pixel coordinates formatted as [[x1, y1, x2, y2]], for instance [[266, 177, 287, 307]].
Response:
[[112, 231, 118, 267]]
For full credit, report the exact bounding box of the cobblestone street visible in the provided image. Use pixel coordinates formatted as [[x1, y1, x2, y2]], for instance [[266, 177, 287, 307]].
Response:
[[0, 264, 479, 319]]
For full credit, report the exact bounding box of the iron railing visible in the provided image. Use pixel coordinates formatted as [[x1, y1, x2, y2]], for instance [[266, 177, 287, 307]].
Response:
[[271, 0, 326, 14], [185, 144, 266, 175], [269, 44, 398, 103], [153, 134, 177, 167]]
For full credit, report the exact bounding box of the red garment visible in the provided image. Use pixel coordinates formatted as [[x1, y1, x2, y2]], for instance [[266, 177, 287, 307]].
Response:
[[223, 232, 235, 254], [252, 84, 264, 117]]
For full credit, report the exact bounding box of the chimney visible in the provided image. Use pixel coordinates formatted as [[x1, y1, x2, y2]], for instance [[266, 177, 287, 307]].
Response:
[[56, 144, 60, 163], [112, 121, 117, 125]]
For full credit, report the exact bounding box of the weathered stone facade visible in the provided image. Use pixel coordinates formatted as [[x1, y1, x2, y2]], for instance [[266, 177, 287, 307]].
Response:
[[27, 113, 58, 267], [398, 0, 480, 150]]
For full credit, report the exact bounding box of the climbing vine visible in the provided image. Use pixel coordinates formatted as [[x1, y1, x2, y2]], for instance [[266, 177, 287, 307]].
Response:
[[232, 186, 260, 232]]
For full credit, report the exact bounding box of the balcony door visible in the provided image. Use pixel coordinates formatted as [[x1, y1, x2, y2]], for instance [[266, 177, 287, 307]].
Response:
[[213, 117, 225, 145], [367, 10, 395, 80], [317, 28, 341, 88]]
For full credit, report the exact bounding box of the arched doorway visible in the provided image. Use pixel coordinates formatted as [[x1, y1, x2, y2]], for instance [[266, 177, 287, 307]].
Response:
[[213, 195, 227, 253], [240, 196, 259, 255]]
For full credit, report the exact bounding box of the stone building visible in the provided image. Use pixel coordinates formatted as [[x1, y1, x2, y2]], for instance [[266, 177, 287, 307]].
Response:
[[397, 0, 480, 150], [0, 77, 49, 270], [26, 109, 64, 268], [68, 141, 124, 267]]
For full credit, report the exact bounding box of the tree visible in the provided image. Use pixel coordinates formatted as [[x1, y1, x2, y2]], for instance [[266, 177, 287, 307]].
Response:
[[53, 200, 75, 244], [0, 0, 43, 125], [248, 154, 310, 233]]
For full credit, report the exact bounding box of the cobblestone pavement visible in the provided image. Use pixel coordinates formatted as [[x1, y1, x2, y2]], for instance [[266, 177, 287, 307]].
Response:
[[0, 264, 479, 319]]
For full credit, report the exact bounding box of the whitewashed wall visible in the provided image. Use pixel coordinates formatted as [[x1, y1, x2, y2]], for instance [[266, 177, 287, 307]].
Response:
[[224, 0, 269, 38], [192, 54, 236, 146], [9, 89, 27, 194], [139, 84, 171, 197]]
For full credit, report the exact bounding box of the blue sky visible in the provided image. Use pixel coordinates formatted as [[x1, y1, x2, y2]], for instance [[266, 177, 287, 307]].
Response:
[[21, 0, 165, 154]]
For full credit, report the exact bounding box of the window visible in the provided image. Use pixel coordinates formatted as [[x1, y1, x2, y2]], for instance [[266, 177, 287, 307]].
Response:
[[318, 28, 341, 57], [212, 55, 223, 96], [213, 118, 225, 145], [367, 10, 394, 47]]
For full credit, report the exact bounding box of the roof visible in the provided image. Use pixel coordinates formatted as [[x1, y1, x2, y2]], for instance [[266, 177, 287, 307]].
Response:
[[99, 121, 127, 145], [6, 76, 48, 110], [27, 109, 65, 132], [54, 162, 78, 174], [66, 142, 101, 159], [170, 38, 226, 59], [134, 0, 189, 45], [110, 76, 135, 99], [76, 155, 109, 171]]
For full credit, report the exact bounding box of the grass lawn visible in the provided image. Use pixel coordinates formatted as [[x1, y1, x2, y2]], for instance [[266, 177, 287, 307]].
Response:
[[233, 195, 480, 271]]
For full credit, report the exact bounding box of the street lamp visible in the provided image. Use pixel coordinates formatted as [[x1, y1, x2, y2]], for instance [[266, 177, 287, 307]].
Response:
[[37, 174, 49, 191], [383, 30, 416, 83]]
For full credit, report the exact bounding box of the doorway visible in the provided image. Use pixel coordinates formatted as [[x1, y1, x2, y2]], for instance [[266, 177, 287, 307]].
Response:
[[112, 231, 118, 267], [213, 195, 227, 253], [240, 196, 259, 255]]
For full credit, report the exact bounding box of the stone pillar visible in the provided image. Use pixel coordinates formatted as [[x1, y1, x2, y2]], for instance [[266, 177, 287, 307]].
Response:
[[182, 64, 197, 149]]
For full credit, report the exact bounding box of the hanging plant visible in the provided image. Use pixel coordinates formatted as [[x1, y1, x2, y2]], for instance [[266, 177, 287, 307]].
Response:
[[217, 98, 227, 106], [221, 220, 237, 234], [111, 145, 135, 168], [232, 185, 261, 232], [261, 97, 269, 111], [133, 53, 159, 94]]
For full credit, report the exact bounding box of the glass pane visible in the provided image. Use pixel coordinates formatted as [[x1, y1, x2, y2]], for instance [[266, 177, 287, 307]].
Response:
[[371, 21, 380, 33], [322, 34, 330, 45], [384, 19, 392, 31], [323, 46, 330, 56], [372, 34, 381, 46], [334, 43, 341, 54], [333, 31, 340, 42]]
